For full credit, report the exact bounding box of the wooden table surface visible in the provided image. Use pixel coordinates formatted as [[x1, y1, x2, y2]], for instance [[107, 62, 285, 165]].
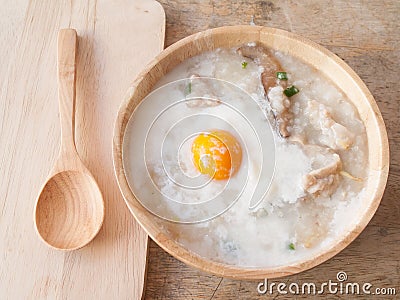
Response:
[[0, 1, 398, 299], [144, 1, 400, 299]]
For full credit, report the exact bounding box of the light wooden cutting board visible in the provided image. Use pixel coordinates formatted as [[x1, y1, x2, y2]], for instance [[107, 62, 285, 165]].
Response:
[[0, 1, 165, 299]]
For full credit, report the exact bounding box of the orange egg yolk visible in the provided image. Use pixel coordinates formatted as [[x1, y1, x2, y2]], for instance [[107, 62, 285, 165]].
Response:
[[191, 130, 242, 180]]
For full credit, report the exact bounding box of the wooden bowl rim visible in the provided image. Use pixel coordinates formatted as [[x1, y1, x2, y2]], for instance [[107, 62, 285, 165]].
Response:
[[113, 25, 389, 279]]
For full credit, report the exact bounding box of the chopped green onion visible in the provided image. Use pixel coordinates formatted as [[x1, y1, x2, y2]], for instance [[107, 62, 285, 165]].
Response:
[[284, 85, 299, 97], [289, 243, 295, 250], [276, 71, 288, 80], [185, 81, 192, 95], [241, 61, 248, 69]]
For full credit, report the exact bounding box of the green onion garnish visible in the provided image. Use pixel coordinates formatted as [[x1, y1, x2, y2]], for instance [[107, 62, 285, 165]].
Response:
[[185, 81, 192, 95], [284, 85, 299, 97], [276, 72, 288, 80], [289, 243, 295, 250], [241, 61, 248, 69]]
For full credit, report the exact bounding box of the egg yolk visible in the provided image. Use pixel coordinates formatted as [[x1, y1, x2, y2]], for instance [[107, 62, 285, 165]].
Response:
[[191, 130, 242, 180]]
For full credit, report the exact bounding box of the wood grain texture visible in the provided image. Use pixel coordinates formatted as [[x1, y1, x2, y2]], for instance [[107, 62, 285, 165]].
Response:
[[0, 0, 399, 299], [35, 29, 105, 251], [143, 0, 400, 299], [0, 1, 164, 299]]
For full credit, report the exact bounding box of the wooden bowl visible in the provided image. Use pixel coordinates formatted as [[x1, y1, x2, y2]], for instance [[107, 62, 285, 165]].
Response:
[[113, 26, 389, 279]]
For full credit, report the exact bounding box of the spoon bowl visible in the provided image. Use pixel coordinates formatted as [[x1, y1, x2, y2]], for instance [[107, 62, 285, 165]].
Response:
[[34, 29, 104, 250], [35, 170, 104, 250]]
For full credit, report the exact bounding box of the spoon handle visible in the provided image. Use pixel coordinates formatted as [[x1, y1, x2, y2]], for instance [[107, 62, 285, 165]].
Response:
[[57, 29, 77, 156]]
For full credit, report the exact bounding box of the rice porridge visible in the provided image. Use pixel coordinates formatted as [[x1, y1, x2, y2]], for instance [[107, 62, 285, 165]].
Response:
[[124, 43, 368, 267]]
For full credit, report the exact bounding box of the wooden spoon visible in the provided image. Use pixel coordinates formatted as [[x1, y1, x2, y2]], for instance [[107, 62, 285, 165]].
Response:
[[34, 29, 104, 250]]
